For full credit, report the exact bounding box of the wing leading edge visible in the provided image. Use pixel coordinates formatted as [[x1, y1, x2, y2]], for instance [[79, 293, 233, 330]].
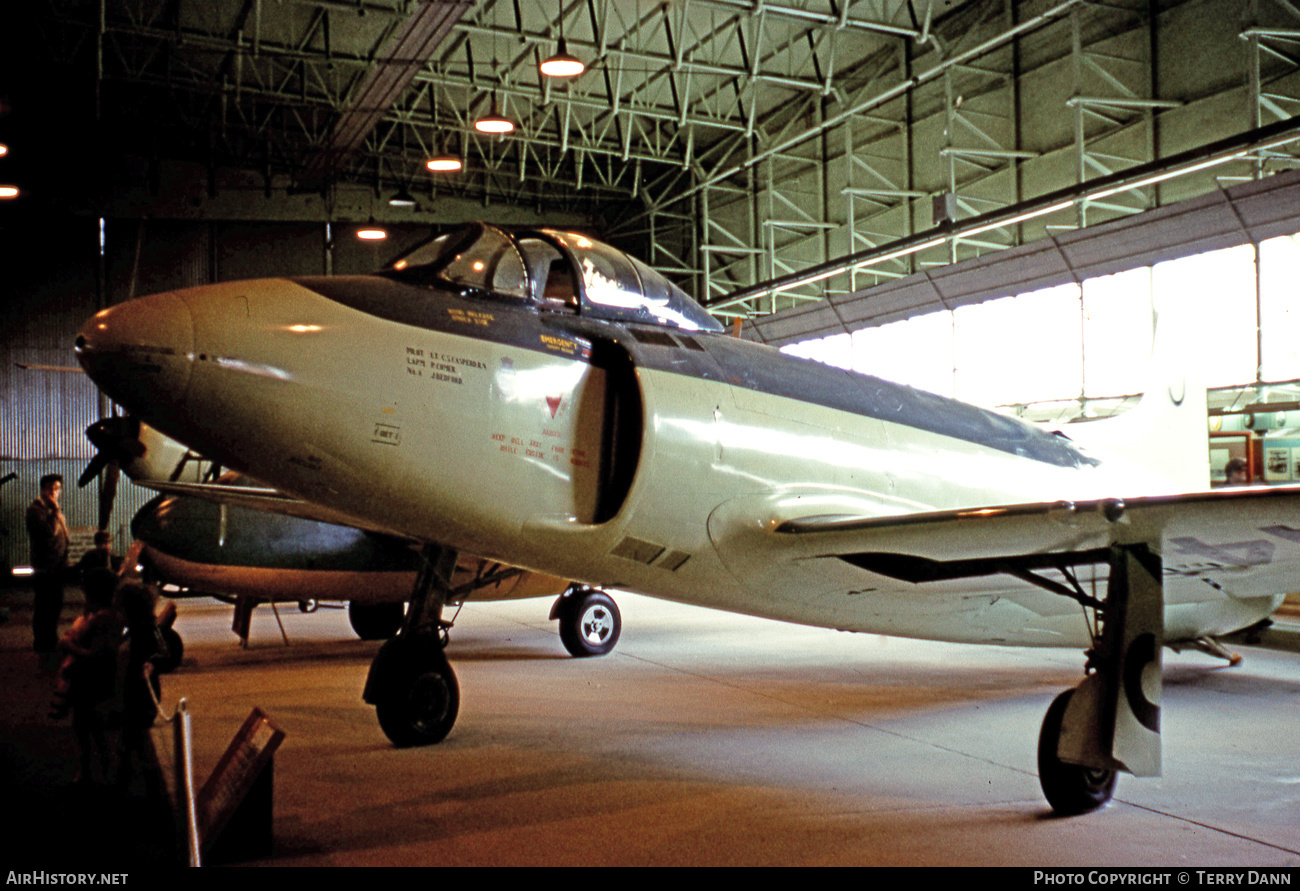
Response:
[[777, 484, 1300, 600]]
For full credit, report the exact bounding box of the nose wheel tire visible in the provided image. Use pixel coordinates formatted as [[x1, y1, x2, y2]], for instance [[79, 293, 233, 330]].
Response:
[[370, 640, 460, 747], [1038, 689, 1118, 815], [557, 589, 621, 658]]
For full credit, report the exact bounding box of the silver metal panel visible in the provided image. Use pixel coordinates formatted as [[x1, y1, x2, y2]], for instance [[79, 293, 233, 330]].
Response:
[[925, 241, 1073, 309], [0, 364, 98, 462], [1056, 195, 1241, 280], [741, 302, 845, 345]]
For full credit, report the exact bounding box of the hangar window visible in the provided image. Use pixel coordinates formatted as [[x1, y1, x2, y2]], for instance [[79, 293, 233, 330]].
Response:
[[1082, 268, 1152, 398], [785, 237, 1282, 413], [1152, 244, 1256, 388], [954, 284, 1082, 406], [852, 313, 955, 398], [1257, 235, 1300, 380]]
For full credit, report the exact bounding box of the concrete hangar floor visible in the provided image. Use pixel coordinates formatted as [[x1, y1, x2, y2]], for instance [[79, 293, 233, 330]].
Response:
[[2, 589, 1297, 867]]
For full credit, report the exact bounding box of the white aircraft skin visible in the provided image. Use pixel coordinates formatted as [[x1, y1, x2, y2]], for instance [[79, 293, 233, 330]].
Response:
[[75, 360, 608, 648], [74, 223, 1300, 813]]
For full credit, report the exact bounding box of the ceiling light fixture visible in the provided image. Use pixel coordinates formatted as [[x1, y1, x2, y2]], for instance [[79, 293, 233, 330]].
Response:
[[357, 218, 387, 240], [540, 37, 585, 78], [477, 11, 516, 136], [426, 85, 463, 172], [475, 94, 515, 134], [388, 186, 417, 208], [426, 154, 462, 173], [541, 1, 584, 78], [0, 186, 18, 199], [0, 144, 9, 157]]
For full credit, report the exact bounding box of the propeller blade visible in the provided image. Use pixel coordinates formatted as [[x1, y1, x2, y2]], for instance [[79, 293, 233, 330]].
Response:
[[79, 417, 145, 488], [80, 415, 143, 532], [99, 463, 120, 532], [77, 451, 112, 489]]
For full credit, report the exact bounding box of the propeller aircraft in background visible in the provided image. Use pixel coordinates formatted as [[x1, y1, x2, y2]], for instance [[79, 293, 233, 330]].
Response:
[[130, 476, 617, 652], [76, 418, 620, 654]]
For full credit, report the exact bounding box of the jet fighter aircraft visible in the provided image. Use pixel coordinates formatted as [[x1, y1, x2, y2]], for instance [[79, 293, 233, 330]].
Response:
[[75, 222, 1300, 815]]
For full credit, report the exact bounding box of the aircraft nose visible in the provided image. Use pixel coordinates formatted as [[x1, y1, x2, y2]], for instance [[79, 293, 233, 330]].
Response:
[[130, 493, 197, 558], [129, 494, 171, 549], [75, 291, 195, 412]]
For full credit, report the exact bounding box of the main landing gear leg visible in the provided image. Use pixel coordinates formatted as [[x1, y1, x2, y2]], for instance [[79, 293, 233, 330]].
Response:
[[1039, 542, 1164, 815], [362, 544, 460, 747]]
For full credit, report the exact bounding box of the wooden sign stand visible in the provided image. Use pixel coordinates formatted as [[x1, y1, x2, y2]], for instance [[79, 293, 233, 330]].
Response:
[[196, 708, 285, 863]]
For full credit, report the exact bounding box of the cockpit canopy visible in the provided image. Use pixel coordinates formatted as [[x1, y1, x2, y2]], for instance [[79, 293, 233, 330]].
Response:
[[383, 223, 723, 333]]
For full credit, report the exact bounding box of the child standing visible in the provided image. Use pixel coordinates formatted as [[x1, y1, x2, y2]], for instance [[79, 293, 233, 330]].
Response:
[[51, 568, 123, 784]]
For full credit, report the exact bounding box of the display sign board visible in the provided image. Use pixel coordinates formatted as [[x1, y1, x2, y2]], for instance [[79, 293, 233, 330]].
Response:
[[196, 708, 285, 853]]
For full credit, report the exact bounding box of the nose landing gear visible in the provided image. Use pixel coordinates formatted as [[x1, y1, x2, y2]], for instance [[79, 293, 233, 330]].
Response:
[[369, 636, 460, 747], [364, 546, 461, 747]]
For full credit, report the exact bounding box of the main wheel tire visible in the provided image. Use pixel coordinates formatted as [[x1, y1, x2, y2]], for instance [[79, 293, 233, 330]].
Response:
[[349, 601, 404, 640], [1038, 689, 1118, 815], [558, 590, 621, 658], [375, 657, 460, 748]]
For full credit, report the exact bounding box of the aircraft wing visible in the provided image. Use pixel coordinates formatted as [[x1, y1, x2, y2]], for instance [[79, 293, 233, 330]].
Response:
[[140, 479, 408, 539], [771, 484, 1300, 590]]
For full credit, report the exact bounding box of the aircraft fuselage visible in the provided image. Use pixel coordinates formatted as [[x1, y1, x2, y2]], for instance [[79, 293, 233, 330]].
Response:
[[75, 229, 1285, 651]]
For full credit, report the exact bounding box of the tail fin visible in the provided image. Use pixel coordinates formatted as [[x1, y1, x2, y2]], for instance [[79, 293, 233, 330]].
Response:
[[1062, 307, 1209, 492]]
